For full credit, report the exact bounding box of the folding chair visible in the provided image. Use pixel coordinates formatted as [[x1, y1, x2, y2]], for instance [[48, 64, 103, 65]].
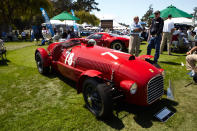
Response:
[[0, 39, 7, 60]]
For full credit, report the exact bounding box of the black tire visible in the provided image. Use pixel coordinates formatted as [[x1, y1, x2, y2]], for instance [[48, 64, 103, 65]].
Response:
[[110, 41, 126, 52], [35, 52, 50, 74], [83, 78, 112, 118]]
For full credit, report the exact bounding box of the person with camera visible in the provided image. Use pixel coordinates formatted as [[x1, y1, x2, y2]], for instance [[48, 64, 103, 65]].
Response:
[[147, 11, 164, 63]]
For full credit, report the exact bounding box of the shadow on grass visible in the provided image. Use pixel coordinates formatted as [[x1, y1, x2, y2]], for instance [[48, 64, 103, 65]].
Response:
[[0, 59, 10, 66], [161, 54, 186, 56], [159, 61, 181, 66], [108, 98, 178, 129], [101, 114, 125, 130], [44, 71, 178, 129], [45, 70, 76, 89]]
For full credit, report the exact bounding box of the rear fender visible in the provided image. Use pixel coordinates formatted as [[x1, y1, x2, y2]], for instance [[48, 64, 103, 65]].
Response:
[[76, 70, 102, 93], [138, 55, 154, 60], [35, 48, 50, 67]]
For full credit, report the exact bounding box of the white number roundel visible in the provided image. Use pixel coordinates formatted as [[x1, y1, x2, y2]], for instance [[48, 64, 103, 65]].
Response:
[[68, 53, 74, 66]]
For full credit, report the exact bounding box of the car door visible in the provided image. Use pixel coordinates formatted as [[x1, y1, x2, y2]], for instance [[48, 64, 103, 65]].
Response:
[[57, 46, 81, 81]]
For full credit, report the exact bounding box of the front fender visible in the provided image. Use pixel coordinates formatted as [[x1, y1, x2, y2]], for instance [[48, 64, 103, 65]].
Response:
[[120, 80, 135, 92], [76, 70, 102, 93], [35, 48, 50, 67]]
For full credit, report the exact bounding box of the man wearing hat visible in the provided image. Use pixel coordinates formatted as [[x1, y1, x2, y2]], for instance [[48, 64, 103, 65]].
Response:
[[147, 10, 164, 63]]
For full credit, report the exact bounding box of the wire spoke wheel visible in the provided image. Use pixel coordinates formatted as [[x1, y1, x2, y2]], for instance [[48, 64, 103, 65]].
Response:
[[83, 79, 112, 118], [36, 53, 43, 73], [84, 84, 102, 115], [35, 52, 49, 74]]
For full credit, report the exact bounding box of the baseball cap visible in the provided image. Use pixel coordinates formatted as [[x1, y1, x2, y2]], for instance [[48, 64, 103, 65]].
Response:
[[154, 10, 160, 14]]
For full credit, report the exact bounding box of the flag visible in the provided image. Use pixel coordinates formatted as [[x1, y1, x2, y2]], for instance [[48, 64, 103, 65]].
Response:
[[71, 9, 78, 32], [40, 8, 54, 37]]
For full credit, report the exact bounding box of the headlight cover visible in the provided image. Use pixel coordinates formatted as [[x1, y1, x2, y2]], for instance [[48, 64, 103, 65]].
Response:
[[162, 70, 165, 77], [130, 83, 138, 94]]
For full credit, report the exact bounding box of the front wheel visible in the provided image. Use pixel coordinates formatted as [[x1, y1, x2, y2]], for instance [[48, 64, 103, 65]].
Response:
[[83, 78, 112, 118], [110, 41, 126, 51], [35, 52, 50, 74]]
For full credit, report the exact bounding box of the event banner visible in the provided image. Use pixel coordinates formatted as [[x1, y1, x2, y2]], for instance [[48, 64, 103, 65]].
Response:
[[71, 9, 78, 32], [40, 8, 54, 37]]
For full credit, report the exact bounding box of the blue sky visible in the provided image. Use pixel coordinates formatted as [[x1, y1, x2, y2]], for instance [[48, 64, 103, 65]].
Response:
[[92, 0, 197, 25]]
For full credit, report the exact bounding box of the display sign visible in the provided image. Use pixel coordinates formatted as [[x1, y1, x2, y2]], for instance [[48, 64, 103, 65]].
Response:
[[155, 107, 174, 122], [167, 79, 174, 100], [101, 20, 113, 30]]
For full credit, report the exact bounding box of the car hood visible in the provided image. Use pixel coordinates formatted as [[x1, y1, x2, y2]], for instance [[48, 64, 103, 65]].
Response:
[[117, 58, 162, 87]]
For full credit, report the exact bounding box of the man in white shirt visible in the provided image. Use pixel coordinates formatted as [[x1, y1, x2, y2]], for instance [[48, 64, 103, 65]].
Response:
[[194, 26, 197, 34], [129, 16, 142, 56], [160, 14, 174, 55]]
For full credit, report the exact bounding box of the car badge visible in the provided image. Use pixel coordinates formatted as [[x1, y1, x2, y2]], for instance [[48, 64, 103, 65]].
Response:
[[149, 69, 154, 73]]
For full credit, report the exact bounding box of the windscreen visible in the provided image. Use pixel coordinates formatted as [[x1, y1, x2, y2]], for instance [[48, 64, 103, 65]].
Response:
[[61, 39, 81, 49]]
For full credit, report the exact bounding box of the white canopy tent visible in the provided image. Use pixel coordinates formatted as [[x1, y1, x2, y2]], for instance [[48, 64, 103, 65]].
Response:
[[168, 17, 196, 25], [42, 20, 75, 26], [113, 20, 127, 30]]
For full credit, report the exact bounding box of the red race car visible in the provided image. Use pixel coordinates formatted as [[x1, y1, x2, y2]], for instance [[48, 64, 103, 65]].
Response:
[[35, 39, 165, 118], [78, 32, 130, 51]]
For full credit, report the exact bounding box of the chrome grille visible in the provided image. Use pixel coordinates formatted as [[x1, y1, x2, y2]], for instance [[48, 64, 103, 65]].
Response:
[[147, 75, 164, 104]]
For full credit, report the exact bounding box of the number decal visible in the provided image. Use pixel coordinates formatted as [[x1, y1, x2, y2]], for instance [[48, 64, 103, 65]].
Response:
[[101, 52, 119, 60], [68, 53, 74, 66], [65, 52, 70, 64], [65, 52, 74, 66]]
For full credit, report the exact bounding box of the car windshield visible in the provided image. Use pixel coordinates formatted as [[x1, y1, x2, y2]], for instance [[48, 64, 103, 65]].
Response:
[[61, 39, 81, 49], [109, 33, 120, 37], [87, 34, 103, 39]]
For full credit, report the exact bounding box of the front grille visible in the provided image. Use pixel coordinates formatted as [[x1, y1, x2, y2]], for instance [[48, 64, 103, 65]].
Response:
[[147, 75, 164, 104]]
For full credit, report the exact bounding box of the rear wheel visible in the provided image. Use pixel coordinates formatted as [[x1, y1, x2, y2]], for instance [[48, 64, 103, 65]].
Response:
[[111, 41, 126, 51], [83, 78, 112, 118], [35, 52, 49, 74]]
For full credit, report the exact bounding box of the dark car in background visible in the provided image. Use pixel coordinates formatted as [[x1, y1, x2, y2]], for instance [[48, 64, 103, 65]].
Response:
[[80, 30, 94, 37]]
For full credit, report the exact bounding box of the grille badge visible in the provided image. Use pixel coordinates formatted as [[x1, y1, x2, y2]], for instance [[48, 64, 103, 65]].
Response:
[[149, 69, 154, 73]]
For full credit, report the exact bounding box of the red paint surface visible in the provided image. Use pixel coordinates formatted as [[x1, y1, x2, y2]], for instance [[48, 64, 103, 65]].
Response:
[[36, 39, 164, 106]]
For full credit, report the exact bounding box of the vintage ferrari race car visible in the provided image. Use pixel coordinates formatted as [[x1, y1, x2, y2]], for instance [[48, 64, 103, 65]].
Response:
[[77, 32, 130, 51], [35, 39, 165, 118]]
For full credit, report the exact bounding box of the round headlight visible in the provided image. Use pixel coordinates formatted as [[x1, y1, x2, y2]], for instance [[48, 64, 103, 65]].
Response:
[[162, 70, 165, 77], [130, 83, 138, 94]]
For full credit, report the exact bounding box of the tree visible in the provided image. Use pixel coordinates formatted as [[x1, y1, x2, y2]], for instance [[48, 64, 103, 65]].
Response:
[[75, 10, 100, 26], [51, 0, 73, 16], [72, 0, 100, 12], [0, 0, 52, 29], [51, 0, 100, 26], [141, 4, 153, 26], [193, 7, 197, 26], [119, 23, 129, 28], [51, 0, 100, 16]]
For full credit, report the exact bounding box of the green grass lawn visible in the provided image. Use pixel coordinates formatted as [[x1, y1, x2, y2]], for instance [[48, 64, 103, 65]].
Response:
[[0, 42, 197, 131]]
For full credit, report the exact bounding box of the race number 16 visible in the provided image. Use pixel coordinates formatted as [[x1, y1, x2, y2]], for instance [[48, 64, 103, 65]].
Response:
[[65, 52, 74, 66]]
